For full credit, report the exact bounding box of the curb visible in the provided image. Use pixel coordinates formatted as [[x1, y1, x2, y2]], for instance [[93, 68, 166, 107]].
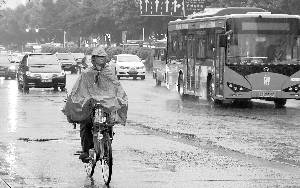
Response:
[[0, 178, 10, 188]]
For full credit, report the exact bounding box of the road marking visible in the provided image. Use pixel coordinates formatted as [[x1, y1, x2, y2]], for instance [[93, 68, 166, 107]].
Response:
[[0, 178, 11, 188]]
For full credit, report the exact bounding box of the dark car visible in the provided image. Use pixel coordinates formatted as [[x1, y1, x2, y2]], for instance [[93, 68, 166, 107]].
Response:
[[56, 53, 77, 74], [0, 54, 17, 79], [17, 53, 66, 92]]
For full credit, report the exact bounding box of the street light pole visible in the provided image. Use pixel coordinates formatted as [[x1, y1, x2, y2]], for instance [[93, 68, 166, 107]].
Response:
[[63, 30, 66, 48]]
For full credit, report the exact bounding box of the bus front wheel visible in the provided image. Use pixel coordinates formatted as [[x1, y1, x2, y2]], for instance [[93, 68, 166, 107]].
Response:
[[207, 78, 222, 105], [274, 99, 286, 108], [177, 74, 186, 98]]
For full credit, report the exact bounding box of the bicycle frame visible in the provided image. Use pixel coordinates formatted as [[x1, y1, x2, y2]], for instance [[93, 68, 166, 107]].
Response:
[[85, 104, 114, 185]]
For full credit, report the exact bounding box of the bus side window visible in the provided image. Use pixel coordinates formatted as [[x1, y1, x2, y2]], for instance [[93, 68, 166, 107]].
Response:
[[206, 31, 215, 59], [161, 49, 166, 61], [168, 35, 174, 57]]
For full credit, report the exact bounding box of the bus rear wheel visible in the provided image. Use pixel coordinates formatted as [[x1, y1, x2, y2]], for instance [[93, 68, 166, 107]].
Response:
[[207, 78, 214, 103], [177, 74, 186, 98], [274, 99, 286, 108]]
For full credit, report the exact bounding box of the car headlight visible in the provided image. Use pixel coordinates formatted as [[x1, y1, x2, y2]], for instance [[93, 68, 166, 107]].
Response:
[[25, 71, 41, 78], [227, 82, 251, 92], [283, 84, 300, 92], [136, 66, 145, 69], [119, 66, 129, 69]]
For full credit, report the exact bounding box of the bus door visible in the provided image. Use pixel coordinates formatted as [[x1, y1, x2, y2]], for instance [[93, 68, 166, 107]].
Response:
[[187, 34, 196, 93], [215, 31, 225, 97]]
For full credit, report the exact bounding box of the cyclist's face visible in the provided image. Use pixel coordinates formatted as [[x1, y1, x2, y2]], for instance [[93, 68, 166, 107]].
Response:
[[92, 56, 106, 70]]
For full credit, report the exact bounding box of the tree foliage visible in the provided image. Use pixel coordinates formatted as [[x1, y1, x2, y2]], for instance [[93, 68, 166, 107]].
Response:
[[0, 0, 299, 49]]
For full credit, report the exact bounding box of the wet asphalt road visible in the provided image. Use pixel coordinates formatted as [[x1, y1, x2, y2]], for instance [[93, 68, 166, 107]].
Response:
[[0, 73, 299, 187]]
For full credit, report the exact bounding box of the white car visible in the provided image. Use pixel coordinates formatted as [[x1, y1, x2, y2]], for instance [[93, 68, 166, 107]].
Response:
[[111, 54, 146, 80]]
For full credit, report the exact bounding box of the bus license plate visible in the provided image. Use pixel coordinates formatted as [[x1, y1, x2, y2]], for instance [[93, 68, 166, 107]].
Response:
[[259, 91, 275, 97]]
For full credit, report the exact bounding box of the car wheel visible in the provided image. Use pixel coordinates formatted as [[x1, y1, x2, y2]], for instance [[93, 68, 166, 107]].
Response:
[[274, 99, 286, 108], [117, 76, 121, 80], [133, 76, 137, 80], [53, 86, 59, 91], [18, 82, 22, 90], [141, 75, 145, 80]]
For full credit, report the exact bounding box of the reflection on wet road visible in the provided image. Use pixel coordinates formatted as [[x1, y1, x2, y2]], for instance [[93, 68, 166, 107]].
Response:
[[0, 75, 299, 187]]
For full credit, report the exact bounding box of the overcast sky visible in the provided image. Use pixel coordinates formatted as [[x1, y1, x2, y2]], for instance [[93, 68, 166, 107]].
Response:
[[5, 0, 27, 9]]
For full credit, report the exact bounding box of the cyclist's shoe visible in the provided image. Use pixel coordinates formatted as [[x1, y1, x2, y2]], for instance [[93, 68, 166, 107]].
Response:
[[79, 152, 89, 160]]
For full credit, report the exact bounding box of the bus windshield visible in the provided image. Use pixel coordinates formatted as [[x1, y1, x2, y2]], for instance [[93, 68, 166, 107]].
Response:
[[228, 34, 300, 64], [227, 19, 300, 64]]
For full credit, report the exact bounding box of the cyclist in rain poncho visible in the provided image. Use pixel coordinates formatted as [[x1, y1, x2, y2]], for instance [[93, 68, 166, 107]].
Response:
[[63, 46, 128, 160]]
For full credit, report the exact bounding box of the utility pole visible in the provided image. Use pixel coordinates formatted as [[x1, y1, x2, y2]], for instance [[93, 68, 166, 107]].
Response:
[[142, 28, 145, 41]]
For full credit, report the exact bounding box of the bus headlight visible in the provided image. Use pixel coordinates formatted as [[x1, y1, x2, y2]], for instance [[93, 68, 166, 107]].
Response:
[[283, 84, 300, 92], [227, 82, 251, 92]]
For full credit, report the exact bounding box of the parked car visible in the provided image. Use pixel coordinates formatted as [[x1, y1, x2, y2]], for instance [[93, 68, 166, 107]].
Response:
[[56, 53, 77, 74], [0, 54, 17, 79], [111, 54, 146, 80], [17, 53, 66, 92]]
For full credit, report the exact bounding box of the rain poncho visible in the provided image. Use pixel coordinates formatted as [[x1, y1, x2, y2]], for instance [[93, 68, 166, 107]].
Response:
[[63, 65, 128, 125]]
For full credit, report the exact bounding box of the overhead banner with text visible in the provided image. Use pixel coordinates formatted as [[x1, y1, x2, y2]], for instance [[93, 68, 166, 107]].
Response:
[[139, 0, 206, 17]]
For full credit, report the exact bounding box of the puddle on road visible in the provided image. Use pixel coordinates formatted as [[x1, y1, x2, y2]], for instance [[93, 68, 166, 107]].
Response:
[[18, 138, 60, 142]]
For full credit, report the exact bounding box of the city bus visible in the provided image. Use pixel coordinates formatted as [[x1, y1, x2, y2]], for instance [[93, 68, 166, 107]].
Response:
[[167, 7, 300, 107]]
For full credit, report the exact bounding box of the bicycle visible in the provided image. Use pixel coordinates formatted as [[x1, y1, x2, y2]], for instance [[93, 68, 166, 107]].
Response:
[[84, 103, 114, 185]]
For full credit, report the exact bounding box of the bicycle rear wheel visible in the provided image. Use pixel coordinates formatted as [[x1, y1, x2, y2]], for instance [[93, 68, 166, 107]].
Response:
[[101, 138, 112, 185], [85, 160, 96, 177]]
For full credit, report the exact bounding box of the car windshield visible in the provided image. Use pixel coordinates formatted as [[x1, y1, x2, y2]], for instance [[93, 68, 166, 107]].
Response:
[[28, 55, 58, 65], [118, 55, 140, 62], [57, 54, 74, 60]]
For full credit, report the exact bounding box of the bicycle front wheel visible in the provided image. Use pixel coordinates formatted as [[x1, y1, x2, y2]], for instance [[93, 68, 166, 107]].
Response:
[[101, 138, 112, 185], [85, 160, 96, 177]]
